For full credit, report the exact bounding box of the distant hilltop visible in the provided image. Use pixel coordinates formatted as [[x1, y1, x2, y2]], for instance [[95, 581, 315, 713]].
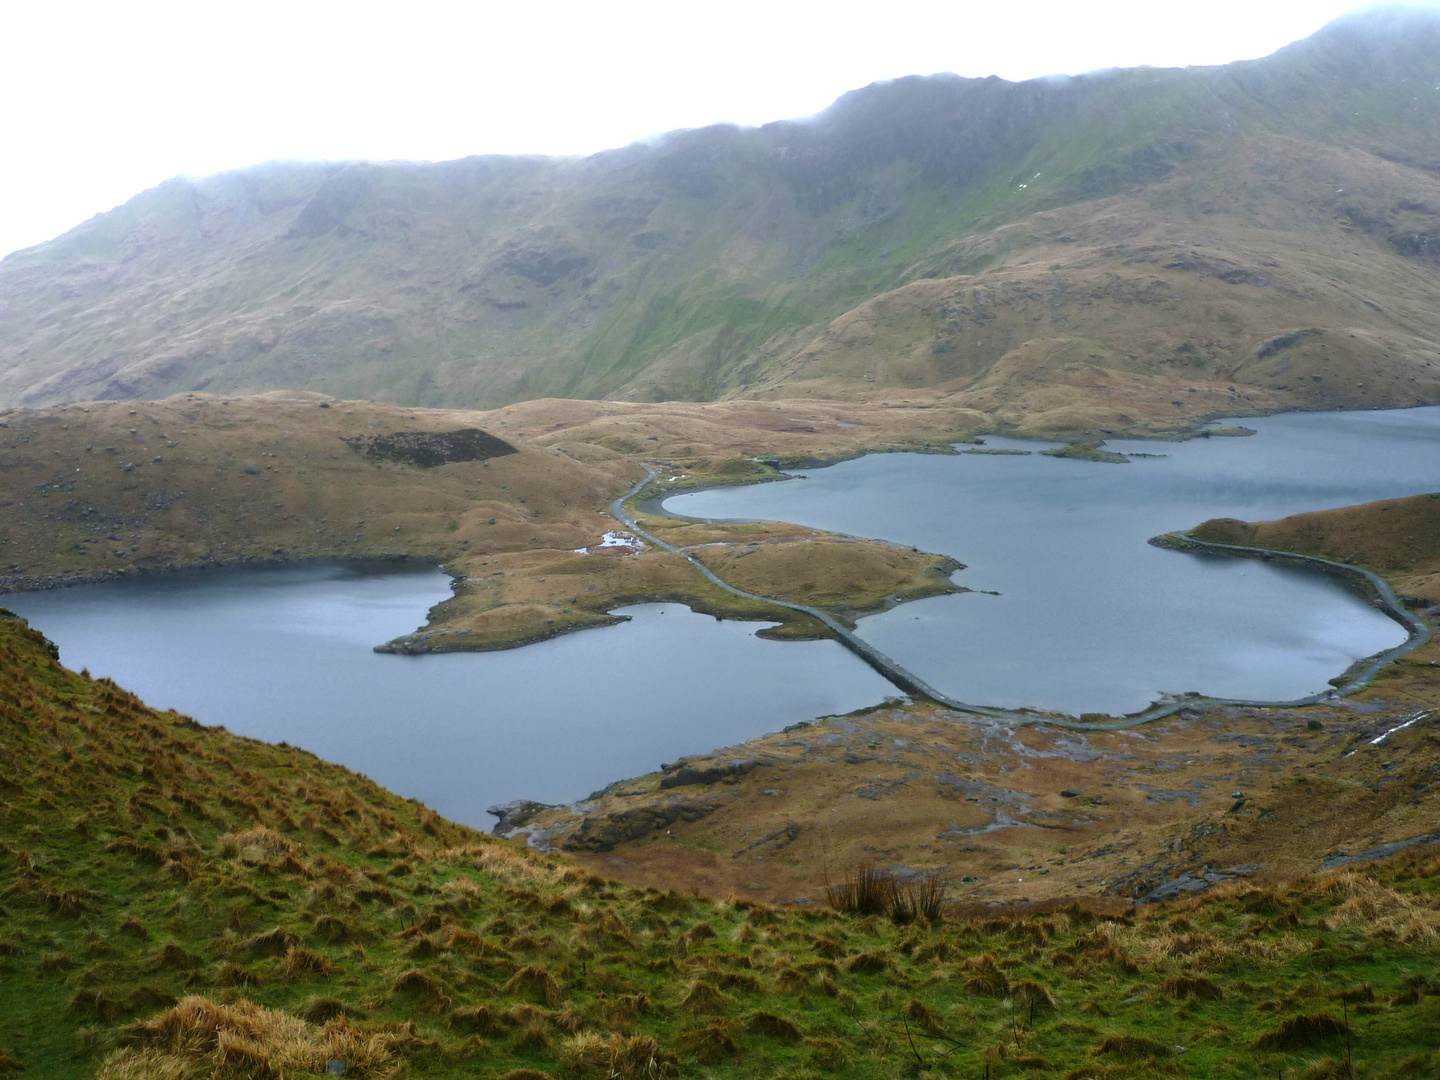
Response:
[[2, 6, 1439, 434]]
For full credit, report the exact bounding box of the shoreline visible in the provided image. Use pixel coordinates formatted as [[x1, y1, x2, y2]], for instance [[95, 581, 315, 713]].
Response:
[[0, 551, 438, 599], [619, 465, 1433, 730]]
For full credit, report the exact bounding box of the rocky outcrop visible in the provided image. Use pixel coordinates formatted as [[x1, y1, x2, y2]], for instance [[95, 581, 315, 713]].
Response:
[[1136, 864, 1265, 904], [659, 758, 758, 789], [342, 428, 516, 468], [487, 799, 555, 836], [559, 799, 720, 853]]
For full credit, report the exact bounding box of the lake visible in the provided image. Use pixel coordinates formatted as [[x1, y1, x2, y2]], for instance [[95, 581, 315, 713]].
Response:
[[8, 406, 1439, 827], [2, 563, 894, 828], [666, 406, 1440, 717]]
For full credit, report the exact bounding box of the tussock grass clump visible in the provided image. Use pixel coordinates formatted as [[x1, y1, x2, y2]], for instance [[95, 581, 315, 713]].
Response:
[[216, 962, 262, 988], [680, 980, 732, 1015], [98, 995, 425, 1079], [67, 987, 117, 1021], [311, 913, 358, 943], [677, 1020, 738, 1064], [959, 952, 1009, 997], [561, 1032, 676, 1079], [804, 1036, 849, 1070], [1093, 1034, 1172, 1060], [244, 927, 299, 957], [825, 865, 893, 917], [809, 935, 843, 958], [1253, 1012, 1349, 1051], [1159, 974, 1224, 1000], [218, 827, 300, 863], [391, 968, 445, 998], [825, 865, 946, 924], [744, 1010, 803, 1041], [503, 964, 563, 1007], [148, 942, 200, 972], [447, 1004, 499, 1034], [1011, 979, 1059, 1014], [275, 946, 339, 981], [294, 995, 363, 1023], [902, 997, 945, 1036], [774, 965, 811, 993], [845, 950, 890, 974], [117, 914, 150, 940]]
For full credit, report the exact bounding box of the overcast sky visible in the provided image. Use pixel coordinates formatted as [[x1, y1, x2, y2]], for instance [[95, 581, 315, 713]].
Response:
[[1, 0, 1430, 260]]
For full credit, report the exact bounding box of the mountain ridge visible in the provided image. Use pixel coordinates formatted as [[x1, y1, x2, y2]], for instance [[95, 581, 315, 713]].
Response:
[[2, 7, 1440, 427]]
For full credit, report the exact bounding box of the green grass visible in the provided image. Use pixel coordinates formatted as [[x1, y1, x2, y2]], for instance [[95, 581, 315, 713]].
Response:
[[2, 610, 1439, 1079]]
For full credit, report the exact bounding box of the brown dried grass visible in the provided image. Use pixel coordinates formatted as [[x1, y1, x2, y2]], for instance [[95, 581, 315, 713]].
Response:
[[560, 1032, 676, 1079], [1253, 1012, 1348, 1051], [98, 995, 424, 1079]]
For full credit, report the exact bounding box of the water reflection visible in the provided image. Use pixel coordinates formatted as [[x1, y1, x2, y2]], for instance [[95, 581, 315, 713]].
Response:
[[667, 407, 1440, 715], [5, 564, 894, 827]]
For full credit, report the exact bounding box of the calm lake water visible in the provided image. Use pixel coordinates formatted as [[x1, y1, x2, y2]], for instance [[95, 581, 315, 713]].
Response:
[[4, 564, 894, 827], [666, 406, 1440, 717], [10, 406, 1439, 826]]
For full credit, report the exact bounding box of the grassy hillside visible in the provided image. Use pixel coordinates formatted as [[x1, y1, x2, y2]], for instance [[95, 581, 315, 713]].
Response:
[[2, 9, 1440, 434], [4, 610, 1440, 1079], [1193, 490, 1440, 600], [0, 392, 966, 650]]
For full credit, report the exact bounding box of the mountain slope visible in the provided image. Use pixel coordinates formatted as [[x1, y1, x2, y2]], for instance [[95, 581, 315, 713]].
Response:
[[2, 8, 1440, 428], [4, 609, 1440, 1079]]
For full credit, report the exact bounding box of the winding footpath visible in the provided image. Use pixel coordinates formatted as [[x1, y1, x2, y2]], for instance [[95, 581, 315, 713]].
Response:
[[611, 466, 1432, 732]]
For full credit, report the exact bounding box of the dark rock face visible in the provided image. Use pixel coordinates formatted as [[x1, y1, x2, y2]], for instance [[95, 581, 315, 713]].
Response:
[[487, 799, 554, 835], [1257, 328, 1324, 359], [1391, 230, 1440, 262], [659, 758, 758, 789], [1319, 832, 1440, 871], [342, 428, 517, 468], [560, 799, 719, 852], [1135, 864, 1266, 903]]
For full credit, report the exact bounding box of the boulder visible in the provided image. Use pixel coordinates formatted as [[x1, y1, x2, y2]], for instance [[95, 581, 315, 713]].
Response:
[[659, 758, 758, 789]]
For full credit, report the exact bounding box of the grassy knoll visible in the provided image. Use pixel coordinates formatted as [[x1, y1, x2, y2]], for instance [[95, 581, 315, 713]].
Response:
[[1192, 492, 1440, 707], [0, 392, 964, 651], [1192, 492, 1440, 603], [4, 610, 1440, 1079]]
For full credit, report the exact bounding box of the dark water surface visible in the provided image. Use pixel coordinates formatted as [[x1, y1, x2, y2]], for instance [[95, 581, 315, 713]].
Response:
[[5, 564, 893, 827], [666, 407, 1440, 716], [10, 407, 1439, 826]]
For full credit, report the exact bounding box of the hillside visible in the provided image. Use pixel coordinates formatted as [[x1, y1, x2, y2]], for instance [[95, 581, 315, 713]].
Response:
[[1193, 490, 1440, 605], [3, 8, 1440, 434], [507, 490, 1440, 912], [4, 610, 1440, 1079], [0, 392, 969, 650]]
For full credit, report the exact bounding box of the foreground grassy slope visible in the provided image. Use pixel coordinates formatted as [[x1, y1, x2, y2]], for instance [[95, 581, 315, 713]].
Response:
[[3, 9, 1440, 434], [4, 611, 1440, 1079]]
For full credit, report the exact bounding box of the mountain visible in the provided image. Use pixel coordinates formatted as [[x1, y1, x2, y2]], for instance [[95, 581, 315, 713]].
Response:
[[3, 7, 1440, 431]]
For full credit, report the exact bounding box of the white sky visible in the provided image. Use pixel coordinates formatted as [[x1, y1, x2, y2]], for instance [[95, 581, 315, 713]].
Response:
[[1, 0, 1430, 259]]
